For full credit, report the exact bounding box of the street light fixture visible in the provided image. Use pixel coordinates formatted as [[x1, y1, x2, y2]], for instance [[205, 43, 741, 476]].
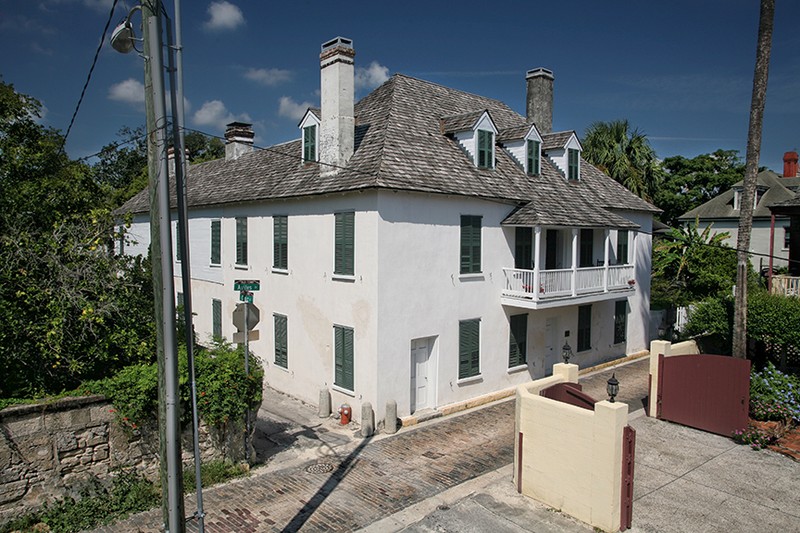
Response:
[[110, 6, 142, 54], [607, 373, 619, 403], [561, 342, 574, 364]]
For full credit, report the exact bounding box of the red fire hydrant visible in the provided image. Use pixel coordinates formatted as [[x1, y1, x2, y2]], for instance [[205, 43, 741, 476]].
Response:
[[338, 403, 351, 425]]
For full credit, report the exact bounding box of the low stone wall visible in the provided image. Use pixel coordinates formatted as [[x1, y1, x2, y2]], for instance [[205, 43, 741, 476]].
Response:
[[0, 394, 252, 525]]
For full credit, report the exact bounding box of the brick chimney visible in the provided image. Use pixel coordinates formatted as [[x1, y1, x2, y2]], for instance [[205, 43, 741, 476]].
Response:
[[784, 151, 798, 178], [224, 122, 254, 161], [319, 37, 355, 176], [526, 68, 554, 134]]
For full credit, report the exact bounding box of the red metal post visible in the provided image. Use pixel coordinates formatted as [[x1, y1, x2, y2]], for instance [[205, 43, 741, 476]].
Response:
[[620, 426, 636, 530]]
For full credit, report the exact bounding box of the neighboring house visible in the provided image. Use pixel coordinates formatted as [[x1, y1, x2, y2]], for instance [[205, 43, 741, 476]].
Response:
[[118, 37, 658, 424], [769, 185, 800, 295], [678, 153, 800, 272]]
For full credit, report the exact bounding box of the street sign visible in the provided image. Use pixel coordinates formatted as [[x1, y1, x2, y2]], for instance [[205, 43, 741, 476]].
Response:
[[232, 302, 260, 331], [233, 330, 259, 343], [239, 291, 253, 303], [234, 279, 260, 291]]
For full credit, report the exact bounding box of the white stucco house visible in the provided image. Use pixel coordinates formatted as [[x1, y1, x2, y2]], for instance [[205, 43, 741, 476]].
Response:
[[118, 37, 658, 425], [679, 154, 800, 272]]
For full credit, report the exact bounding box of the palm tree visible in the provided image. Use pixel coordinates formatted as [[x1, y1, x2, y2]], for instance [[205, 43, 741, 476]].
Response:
[[733, 0, 774, 359], [582, 119, 662, 201]]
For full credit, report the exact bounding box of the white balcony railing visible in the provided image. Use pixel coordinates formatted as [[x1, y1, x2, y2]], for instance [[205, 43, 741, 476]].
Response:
[[503, 264, 635, 302]]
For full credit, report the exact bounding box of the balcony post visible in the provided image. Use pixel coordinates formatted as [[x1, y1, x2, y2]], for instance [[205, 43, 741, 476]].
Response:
[[533, 226, 541, 302], [571, 228, 578, 297], [603, 229, 610, 292]]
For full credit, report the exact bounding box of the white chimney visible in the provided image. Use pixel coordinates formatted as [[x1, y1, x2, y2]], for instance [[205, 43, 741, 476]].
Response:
[[224, 122, 254, 161], [319, 37, 355, 176]]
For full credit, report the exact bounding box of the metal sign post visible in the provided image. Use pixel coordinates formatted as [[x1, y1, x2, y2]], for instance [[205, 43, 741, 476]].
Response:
[[233, 280, 260, 463]]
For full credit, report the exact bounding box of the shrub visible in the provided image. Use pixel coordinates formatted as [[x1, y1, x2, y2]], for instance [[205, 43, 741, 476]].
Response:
[[732, 426, 777, 450], [750, 363, 800, 423]]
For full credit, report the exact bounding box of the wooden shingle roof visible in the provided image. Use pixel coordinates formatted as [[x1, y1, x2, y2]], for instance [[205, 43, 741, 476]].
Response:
[[119, 74, 658, 227]]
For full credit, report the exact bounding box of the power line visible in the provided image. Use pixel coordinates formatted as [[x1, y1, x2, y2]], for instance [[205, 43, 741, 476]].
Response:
[[60, 0, 121, 154]]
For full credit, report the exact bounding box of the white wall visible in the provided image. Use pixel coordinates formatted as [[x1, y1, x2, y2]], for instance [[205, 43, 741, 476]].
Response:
[[698, 217, 790, 270]]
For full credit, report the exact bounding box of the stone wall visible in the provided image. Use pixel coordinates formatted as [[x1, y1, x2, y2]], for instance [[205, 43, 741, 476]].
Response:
[[0, 395, 251, 525]]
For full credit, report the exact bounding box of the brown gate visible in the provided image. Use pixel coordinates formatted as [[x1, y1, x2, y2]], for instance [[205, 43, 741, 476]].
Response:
[[656, 353, 750, 436], [620, 425, 635, 531], [540, 382, 596, 410]]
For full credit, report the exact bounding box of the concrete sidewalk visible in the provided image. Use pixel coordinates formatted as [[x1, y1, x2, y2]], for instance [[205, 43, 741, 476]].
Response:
[[94, 356, 800, 532]]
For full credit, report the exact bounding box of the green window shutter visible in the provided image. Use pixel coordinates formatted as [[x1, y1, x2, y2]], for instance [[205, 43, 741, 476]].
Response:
[[515, 227, 532, 269], [509, 314, 527, 368], [614, 300, 627, 344], [460, 215, 482, 274], [274, 314, 288, 368], [175, 222, 182, 262], [459, 319, 480, 379], [303, 125, 316, 162], [236, 217, 248, 265], [334, 212, 354, 276], [580, 228, 594, 267], [210, 220, 221, 265], [273, 216, 288, 270], [578, 305, 592, 352], [212, 299, 222, 339], [616, 230, 629, 265], [334, 325, 354, 390], [478, 130, 493, 169], [527, 140, 540, 175], [568, 149, 579, 180]]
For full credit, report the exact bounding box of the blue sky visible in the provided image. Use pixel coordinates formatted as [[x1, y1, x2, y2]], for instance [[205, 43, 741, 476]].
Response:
[[1, 0, 798, 173]]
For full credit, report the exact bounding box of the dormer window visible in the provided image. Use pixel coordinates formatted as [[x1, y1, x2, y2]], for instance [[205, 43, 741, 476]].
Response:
[[527, 139, 540, 175], [478, 130, 494, 169], [568, 148, 580, 180], [303, 125, 317, 162]]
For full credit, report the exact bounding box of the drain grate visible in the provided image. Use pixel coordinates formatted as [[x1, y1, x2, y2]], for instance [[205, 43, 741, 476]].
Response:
[[305, 462, 335, 474]]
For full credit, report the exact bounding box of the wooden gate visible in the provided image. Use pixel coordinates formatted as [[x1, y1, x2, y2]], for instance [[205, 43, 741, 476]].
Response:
[[620, 425, 635, 531], [656, 353, 750, 436], [540, 382, 596, 410]]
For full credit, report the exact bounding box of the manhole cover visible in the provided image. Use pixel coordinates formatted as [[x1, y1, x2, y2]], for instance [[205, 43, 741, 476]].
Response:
[[305, 462, 335, 474]]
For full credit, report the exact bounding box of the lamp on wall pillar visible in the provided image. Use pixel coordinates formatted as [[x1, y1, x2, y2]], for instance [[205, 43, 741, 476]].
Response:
[[607, 373, 619, 403], [561, 342, 573, 364]]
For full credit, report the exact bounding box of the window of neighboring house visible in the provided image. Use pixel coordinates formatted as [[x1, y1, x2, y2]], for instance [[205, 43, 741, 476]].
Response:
[[273, 215, 288, 271], [509, 314, 527, 368], [118, 226, 125, 255], [212, 299, 222, 339], [333, 325, 354, 391], [515, 227, 533, 270], [568, 148, 580, 180], [784, 226, 791, 250], [235, 217, 248, 266], [733, 189, 741, 210], [334, 212, 355, 276], [579, 229, 594, 268], [616, 230, 629, 265], [210, 219, 221, 265], [577, 305, 592, 352], [175, 222, 182, 262], [526, 139, 540, 176], [177, 292, 184, 310], [477, 130, 494, 169], [614, 300, 627, 345], [460, 215, 482, 274], [459, 319, 481, 379], [303, 125, 317, 162], [274, 314, 288, 369]]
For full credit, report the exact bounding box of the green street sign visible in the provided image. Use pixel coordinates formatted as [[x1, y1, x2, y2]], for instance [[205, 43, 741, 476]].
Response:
[[239, 292, 253, 303], [234, 279, 260, 291]]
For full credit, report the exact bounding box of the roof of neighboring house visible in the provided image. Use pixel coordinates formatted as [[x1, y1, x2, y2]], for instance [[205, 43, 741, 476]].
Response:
[[541, 131, 576, 151], [440, 110, 489, 134], [119, 74, 658, 228], [679, 170, 800, 220]]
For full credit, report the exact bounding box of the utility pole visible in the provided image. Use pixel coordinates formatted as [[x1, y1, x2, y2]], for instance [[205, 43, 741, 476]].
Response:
[[142, 0, 185, 530]]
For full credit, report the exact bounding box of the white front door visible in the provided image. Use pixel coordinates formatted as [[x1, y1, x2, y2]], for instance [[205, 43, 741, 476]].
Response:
[[544, 317, 559, 375], [411, 337, 433, 413]]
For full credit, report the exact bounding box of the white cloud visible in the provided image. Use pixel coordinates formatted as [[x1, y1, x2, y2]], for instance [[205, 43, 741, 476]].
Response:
[[204, 1, 244, 31], [108, 78, 145, 106], [278, 96, 314, 122], [355, 61, 390, 90], [244, 68, 292, 86], [192, 100, 251, 131]]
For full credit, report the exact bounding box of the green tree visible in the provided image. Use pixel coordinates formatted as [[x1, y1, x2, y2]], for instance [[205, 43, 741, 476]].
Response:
[[184, 130, 225, 163], [654, 149, 745, 227], [0, 82, 156, 398], [581, 119, 662, 201], [651, 220, 738, 307], [93, 126, 148, 207]]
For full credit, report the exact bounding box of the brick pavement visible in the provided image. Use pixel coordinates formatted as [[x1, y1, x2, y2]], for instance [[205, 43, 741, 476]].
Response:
[[93, 358, 650, 532]]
